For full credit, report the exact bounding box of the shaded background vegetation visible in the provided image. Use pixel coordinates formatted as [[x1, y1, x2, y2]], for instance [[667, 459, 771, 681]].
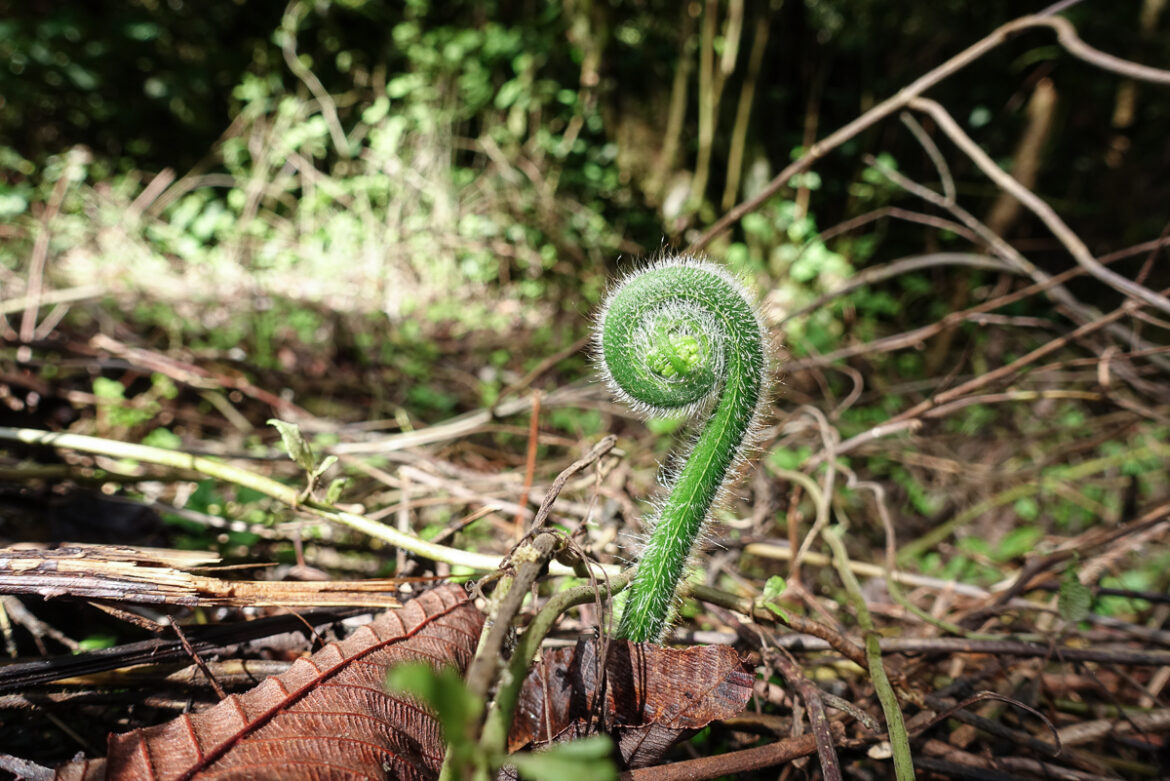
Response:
[[4, 0, 1169, 316], [2, 0, 1169, 775]]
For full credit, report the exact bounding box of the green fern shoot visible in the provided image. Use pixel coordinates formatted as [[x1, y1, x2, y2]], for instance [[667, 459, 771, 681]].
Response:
[[595, 257, 769, 642]]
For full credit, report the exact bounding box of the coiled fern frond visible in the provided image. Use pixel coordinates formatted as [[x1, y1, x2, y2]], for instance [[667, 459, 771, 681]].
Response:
[[595, 257, 769, 642]]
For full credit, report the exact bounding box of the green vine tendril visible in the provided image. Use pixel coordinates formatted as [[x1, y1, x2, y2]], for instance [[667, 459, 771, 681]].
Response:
[[596, 257, 769, 642]]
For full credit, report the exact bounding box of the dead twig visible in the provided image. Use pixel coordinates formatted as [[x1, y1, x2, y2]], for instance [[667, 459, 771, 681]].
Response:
[[909, 96, 1170, 317]]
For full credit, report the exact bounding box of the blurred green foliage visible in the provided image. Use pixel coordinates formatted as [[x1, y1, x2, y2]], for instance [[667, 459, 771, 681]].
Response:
[[5, 0, 1169, 293]]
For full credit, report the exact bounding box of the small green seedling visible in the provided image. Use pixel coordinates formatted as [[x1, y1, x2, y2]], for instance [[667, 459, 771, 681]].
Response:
[[268, 418, 338, 502], [756, 575, 790, 622]]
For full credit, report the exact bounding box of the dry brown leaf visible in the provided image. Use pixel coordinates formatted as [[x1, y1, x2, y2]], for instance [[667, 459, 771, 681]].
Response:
[[508, 637, 754, 769], [55, 583, 483, 781]]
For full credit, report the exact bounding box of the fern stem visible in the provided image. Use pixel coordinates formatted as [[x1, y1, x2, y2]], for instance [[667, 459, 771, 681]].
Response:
[[596, 258, 767, 642]]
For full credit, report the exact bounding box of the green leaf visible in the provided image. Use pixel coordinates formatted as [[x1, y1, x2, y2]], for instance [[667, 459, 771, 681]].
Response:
[[92, 376, 126, 401], [494, 78, 524, 109], [0, 191, 28, 220], [646, 417, 685, 435], [362, 96, 390, 124], [762, 575, 786, 601], [758, 575, 790, 621], [386, 73, 420, 99], [267, 418, 316, 472], [1059, 571, 1092, 623], [769, 446, 810, 471], [510, 736, 617, 781], [385, 662, 481, 750], [994, 526, 1043, 562], [76, 633, 117, 652], [310, 455, 338, 482], [325, 477, 348, 505], [151, 373, 179, 400], [1013, 496, 1039, 521], [142, 427, 182, 450]]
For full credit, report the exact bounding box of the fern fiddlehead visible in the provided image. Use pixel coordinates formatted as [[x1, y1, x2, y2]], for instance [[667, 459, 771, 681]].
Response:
[[596, 257, 768, 642]]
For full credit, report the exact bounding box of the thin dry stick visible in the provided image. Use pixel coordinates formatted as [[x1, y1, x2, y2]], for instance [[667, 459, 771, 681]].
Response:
[[720, 607, 844, 781], [0, 754, 53, 781], [620, 733, 824, 781], [495, 335, 590, 404], [769, 462, 826, 585], [722, 12, 770, 210], [858, 151, 1165, 365], [808, 205, 981, 251], [646, 4, 694, 200], [0, 285, 105, 317], [0, 426, 615, 578], [790, 406, 839, 578], [31, 302, 71, 341], [780, 234, 1170, 337], [741, 541, 993, 599], [411, 505, 505, 552], [868, 638, 1170, 668], [778, 253, 1015, 327], [166, 619, 226, 701], [921, 389, 1103, 421], [526, 434, 617, 535], [788, 283, 1160, 390], [770, 644, 843, 781], [689, 14, 1170, 253], [126, 167, 176, 218], [689, 0, 739, 206], [863, 152, 1041, 278], [514, 389, 542, 537], [19, 151, 80, 361], [687, 583, 868, 669], [852, 474, 977, 638], [396, 468, 411, 574], [331, 386, 591, 455], [899, 111, 955, 202], [1076, 517, 1170, 589], [395, 464, 532, 521]]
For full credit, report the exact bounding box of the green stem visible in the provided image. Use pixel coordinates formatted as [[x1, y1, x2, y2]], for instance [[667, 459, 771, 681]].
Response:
[[477, 570, 633, 768], [596, 258, 767, 642], [824, 525, 915, 781]]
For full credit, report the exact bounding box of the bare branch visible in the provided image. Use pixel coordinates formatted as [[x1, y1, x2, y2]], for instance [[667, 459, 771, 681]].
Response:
[[691, 14, 1170, 251], [910, 97, 1170, 317]]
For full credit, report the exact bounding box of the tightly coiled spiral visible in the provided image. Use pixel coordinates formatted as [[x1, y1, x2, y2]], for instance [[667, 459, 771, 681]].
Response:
[[596, 257, 769, 642]]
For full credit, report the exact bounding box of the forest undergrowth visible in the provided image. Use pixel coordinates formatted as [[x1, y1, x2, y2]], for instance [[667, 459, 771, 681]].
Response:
[[0, 5, 1168, 780]]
